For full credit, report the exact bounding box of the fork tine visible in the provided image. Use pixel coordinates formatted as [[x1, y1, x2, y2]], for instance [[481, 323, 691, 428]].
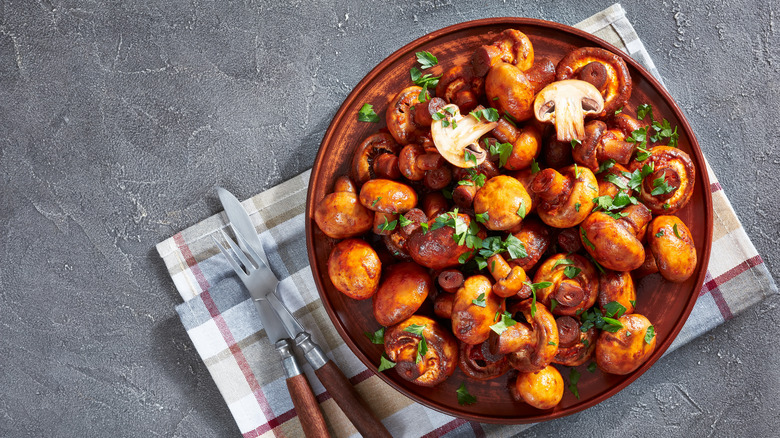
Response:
[[231, 226, 268, 271], [211, 234, 248, 278], [219, 229, 256, 272]]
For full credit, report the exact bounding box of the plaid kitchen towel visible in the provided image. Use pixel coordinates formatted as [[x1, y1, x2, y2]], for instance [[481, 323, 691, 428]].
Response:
[[156, 4, 778, 437]]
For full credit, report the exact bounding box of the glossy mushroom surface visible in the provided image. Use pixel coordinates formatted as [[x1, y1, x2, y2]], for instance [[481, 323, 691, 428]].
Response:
[[327, 238, 382, 300], [384, 315, 459, 387], [372, 262, 432, 326], [595, 313, 657, 375]]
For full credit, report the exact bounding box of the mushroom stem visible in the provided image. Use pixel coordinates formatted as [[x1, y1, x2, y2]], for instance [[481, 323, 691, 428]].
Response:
[[554, 97, 587, 142], [531, 168, 572, 205]]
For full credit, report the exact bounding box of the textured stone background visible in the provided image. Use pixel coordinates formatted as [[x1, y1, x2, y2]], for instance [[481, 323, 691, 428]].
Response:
[[1, 1, 778, 437]]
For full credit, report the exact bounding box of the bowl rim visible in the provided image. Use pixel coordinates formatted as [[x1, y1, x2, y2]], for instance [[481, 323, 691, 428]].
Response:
[[305, 16, 713, 423]]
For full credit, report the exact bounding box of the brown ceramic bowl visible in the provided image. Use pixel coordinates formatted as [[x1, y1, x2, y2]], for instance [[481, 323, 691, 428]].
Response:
[[305, 17, 712, 423]]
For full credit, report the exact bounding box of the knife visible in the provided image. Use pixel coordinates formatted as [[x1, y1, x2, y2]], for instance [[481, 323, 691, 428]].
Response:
[[217, 189, 330, 438], [218, 188, 391, 438]]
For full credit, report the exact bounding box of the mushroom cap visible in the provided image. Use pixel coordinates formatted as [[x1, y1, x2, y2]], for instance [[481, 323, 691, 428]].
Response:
[[533, 79, 605, 142], [647, 215, 697, 282], [372, 262, 432, 326], [595, 313, 656, 375], [473, 175, 532, 231], [580, 211, 645, 272], [431, 104, 497, 168], [514, 365, 564, 410], [556, 47, 633, 117], [327, 239, 382, 300]]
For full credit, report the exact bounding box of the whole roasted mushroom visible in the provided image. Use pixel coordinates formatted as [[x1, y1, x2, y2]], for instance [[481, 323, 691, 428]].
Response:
[[572, 120, 636, 170], [533, 253, 599, 316], [406, 211, 485, 270], [491, 299, 559, 373], [647, 215, 697, 282], [598, 270, 636, 315], [490, 120, 543, 171], [458, 341, 511, 381], [435, 65, 484, 113], [552, 316, 597, 367], [595, 313, 657, 375], [556, 47, 633, 116], [512, 365, 564, 410], [430, 104, 497, 168], [386, 86, 428, 145], [451, 275, 502, 345], [384, 315, 458, 387], [351, 132, 401, 184], [372, 262, 432, 327], [358, 179, 418, 214], [471, 29, 535, 76], [473, 175, 533, 231], [485, 63, 536, 123], [327, 239, 382, 300], [314, 176, 374, 239], [531, 164, 599, 228], [633, 146, 695, 214], [579, 204, 652, 272], [533, 79, 605, 142]]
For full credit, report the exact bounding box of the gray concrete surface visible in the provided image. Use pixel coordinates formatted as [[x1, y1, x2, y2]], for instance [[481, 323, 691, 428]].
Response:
[[1, 1, 778, 437]]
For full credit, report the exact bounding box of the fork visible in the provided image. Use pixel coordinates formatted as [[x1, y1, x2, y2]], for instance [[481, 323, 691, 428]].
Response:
[[213, 230, 330, 437]]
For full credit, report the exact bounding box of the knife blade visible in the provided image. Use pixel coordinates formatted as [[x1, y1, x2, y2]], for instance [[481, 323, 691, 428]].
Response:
[[217, 189, 329, 438], [218, 187, 391, 438]]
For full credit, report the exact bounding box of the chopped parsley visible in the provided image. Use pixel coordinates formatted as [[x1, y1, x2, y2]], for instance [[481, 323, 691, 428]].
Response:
[[456, 383, 477, 405], [475, 212, 489, 224], [524, 281, 553, 318], [403, 324, 428, 364], [580, 307, 624, 333], [472, 293, 487, 308], [650, 176, 676, 196], [587, 362, 597, 373], [490, 310, 517, 335], [596, 159, 616, 174], [469, 107, 500, 122], [365, 327, 385, 344], [531, 159, 540, 174], [358, 103, 380, 123], [416, 51, 438, 69], [410, 67, 441, 88], [673, 223, 682, 238], [398, 214, 413, 227], [378, 216, 398, 232], [570, 139, 582, 148], [378, 355, 396, 372], [371, 197, 382, 207], [645, 325, 656, 344], [563, 265, 582, 279], [655, 229, 665, 238], [580, 227, 596, 250], [569, 368, 581, 399], [464, 149, 478, 166], [489, 141, 513, 168], [516, 198, 527, 219], [552, 258, 574, 269], [550, 299, 558, 312], [604, 301, 627, 318]]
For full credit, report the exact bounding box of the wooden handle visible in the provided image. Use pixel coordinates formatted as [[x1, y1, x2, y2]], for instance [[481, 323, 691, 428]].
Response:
[[314, 360, 391, 438], [286, 374, 330, 437]]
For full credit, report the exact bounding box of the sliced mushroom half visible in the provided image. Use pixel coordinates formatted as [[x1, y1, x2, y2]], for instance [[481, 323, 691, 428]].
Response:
[[533, 80, 605, 143], [431, 104, 498, 168]]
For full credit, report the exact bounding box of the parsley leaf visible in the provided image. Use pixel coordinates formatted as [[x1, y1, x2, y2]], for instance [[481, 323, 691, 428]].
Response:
[[472, 293, 487, 308], [596, 159, 616, 174], [570, 139, 581, 148], [469, 107, 500, 122], [398, 214, 413, 227], [371, 197, 382, 207], [645, 325, 656, 344], [569, 368, 581, 399], [456, 383, 477, 405], [563, 265, 582, 279], [403, 324, 426, 336], [358, 103, 380, 123], [651, 176, 676, 196], [673, 223, 682, 238], [475, 212, 489, 224], [550, 298, 558, 313], [378, 355, 396, 372], [637, 103, 653, 121], [378, 216, 398, 232], [552, 258, 574, 269], [489, 141, 513, 168], [416, 335, 428, 363], [416, 51, 438, 69], [575, 202, 581, 212], [410, 66, 441, 88], [516, 198, 527, 219], [580, 226, 595, 250], [580, 307, 624, 333], [604, 301, 627, 318], [531, 159, 540, 174], [464, 149, 477, 166], [587, 362, 597, 373], [490, 311, 517, 335], [365, 327, 385, 344]]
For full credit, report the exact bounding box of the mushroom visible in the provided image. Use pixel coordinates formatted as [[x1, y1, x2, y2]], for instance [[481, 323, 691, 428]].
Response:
[[595, 313, 657, 375], [406, 211, 485, 270], [358, 178, 418, 214], [493, 299, 559, 373], [508, 217, 552, 271], [372, 262, 432, 327], [598, 270, 636, 315], [485, 63, 536, 122], [384, 315, 458, 387], [351, 132, 400, 185], [473, 175, 533, 231], [433, 292, 455, 319], [556, 47, 633, 117], [531, 164, 599, 229], [512, 365, 564, 410], [552, 316, 597, 367], [490, 119, 543, 171], [533, 79, 605, 142], [458, 341, 511, 380], [430, 104, 498, 168], [451, 275, 502, 345], [647, 215, 697, 282], [327, 239, 382, 300], [487, 253, 527, 297], [435, 65, 484, 113], [314, 176, 374, 239], [579, 206, 652, 272], [471, 29, 535, 77], [632, 146, 695, 214], [386, 86, 428, 145], [533, 253, 599, 317], [437, 269, 465, 294]]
